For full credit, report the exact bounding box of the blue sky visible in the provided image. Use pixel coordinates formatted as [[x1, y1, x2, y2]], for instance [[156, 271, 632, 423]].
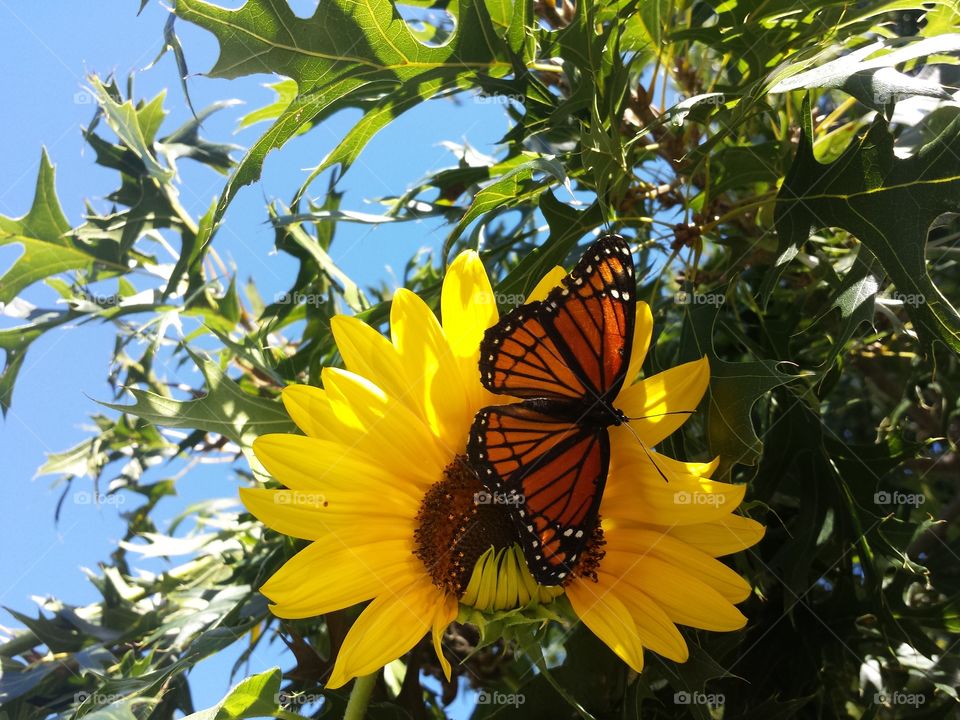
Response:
[[0, 1, 507, 713]]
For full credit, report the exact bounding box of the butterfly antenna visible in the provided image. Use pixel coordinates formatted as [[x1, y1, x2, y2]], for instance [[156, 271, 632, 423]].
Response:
[[625, 410, 695, 422], [619, 418, 671, 482], [621, 410, 695, 482]]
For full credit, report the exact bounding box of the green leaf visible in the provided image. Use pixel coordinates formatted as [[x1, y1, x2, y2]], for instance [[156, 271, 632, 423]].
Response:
[[494, 192, 603, 303], [88, 76, 175, 184], [0, 151, 101, 303], [175, 0, 519, 223], [769, 34, 959, 111], [816, 246, 882, 370], [100, 354, 296, 451], [443, 156, 567, 261], [144, 13, 197, 115], [708, 359, 797, 476], [677, 303, 798, 477], [181, 668, 283, 720], [158, 100, 241, 175], [297, 74, 468, 201], [270, 204, 369, 313], [0, 310, 78, 418], [236, 79, 298, 130], [78, 698, 150, 720], [776, 97, 960, 355]]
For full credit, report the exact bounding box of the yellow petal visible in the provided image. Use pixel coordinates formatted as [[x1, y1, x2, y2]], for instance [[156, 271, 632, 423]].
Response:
[[280, 385, 332, 439], [603, 528, 753, 603], [602, 450, 746, 526], [667, 515, 766, 557], [441, 250, 499, 414], [595, 573, 688, 662], [240, 487, 414, 539], [526, 266, 567, 302], [611, 442, 718, 480], [284, 383, 416, 450], [252, 433, 422, 505], [330, 315, 422, 419], [390, 288, 470, 452], [622, 301, 653, 388], [620, 557, 747, 631], [686, 456, 720, 478], [326, 577, 447, 688], [441, 250, 498, 359], [280, 383, 443, 477], [261, 534, 424, 618], [566, 580, 646, 672], [431, 592, 459, 681], [616, 356, 710, 445], [321, 367, 447, 485]]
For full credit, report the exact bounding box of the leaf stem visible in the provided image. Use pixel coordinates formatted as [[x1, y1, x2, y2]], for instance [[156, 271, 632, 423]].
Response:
[[343, 672, 377, 720], [699, 191, 777, 233]]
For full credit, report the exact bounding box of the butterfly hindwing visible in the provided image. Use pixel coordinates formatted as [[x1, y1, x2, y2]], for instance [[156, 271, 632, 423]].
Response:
[[479, 234, 636, 403], [468, 402, 609, 584]]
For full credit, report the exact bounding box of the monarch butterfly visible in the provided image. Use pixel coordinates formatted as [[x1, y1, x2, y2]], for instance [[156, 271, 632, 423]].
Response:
[[466, 234, 637, 585]]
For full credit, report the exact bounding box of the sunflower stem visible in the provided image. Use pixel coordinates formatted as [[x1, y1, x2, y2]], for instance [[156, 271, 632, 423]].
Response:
[[343, 672, 377, 720]]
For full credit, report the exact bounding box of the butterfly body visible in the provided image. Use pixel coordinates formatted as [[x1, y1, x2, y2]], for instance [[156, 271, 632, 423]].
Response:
[[467, 234, 636, 585], [513, 396, 626, 427]]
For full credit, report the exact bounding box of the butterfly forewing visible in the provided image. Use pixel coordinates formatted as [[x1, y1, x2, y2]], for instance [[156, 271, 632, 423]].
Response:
[[479, 312, 588, 399], [549, 238, 635, 399], [468, 403, 609, 584], [479, 234, 635, 403]]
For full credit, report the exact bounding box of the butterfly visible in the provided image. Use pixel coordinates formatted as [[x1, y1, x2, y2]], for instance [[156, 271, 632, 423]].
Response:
[[466, 234, 636, 585]]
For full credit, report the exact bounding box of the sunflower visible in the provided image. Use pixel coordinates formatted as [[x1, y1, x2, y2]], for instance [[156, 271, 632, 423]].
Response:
[[241, 249, 764, 691]]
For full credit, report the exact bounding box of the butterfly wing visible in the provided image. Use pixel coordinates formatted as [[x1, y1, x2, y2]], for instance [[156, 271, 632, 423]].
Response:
[[479, 234, 636, 403], [467, 402, 608, 585]]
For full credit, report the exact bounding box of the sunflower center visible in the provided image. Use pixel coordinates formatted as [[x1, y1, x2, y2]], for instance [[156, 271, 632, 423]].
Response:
[[568, 518, 606, 583], [413, 455, 518, 596]]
